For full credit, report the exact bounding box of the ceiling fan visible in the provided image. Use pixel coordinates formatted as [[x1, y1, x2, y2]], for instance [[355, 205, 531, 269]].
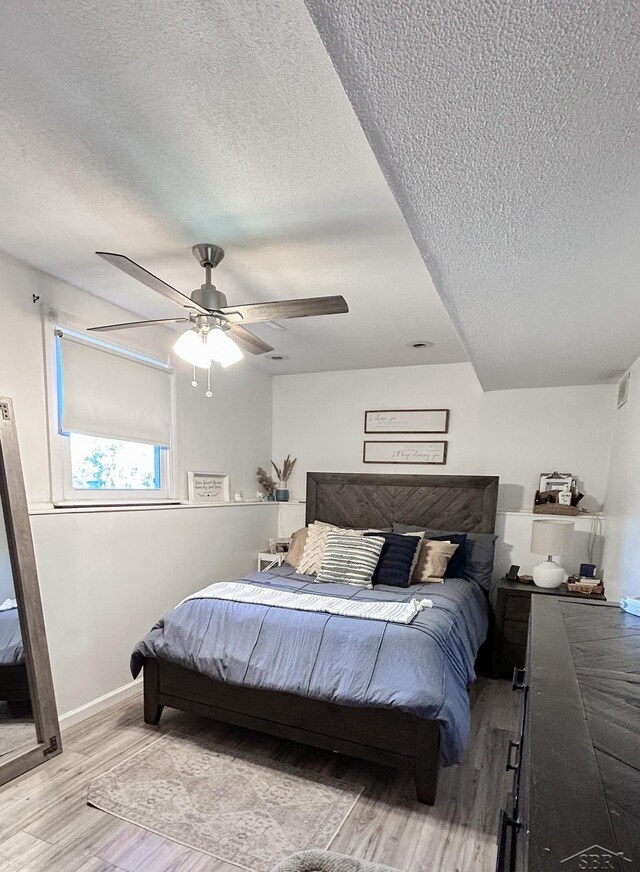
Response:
[[89, 243, 349, 391]]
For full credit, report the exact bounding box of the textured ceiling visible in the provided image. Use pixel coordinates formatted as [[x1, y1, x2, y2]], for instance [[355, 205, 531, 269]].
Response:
[[305, 0, 640, 389], [0, 0, 466, 375]]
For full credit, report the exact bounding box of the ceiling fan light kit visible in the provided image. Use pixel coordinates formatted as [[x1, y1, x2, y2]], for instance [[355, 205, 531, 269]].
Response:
[[206, 326, 244, 368], [88, 243, 349, 396], [173, 320, 245, 370], [173, 328, 212, 369]]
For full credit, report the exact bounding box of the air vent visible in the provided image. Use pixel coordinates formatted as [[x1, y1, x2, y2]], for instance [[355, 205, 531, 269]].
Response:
[[618, 371, 630, 408]]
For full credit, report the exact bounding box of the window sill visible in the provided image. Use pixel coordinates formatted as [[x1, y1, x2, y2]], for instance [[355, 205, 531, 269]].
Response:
[[28, 500, 280, 516]]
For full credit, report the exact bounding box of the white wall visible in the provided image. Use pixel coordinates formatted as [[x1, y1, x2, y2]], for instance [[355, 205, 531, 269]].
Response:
[[175, 358, 271, 501], [31, 503, 278, 716], [273, 363, 614, 579], [602, 357, 640, 601], [0, 250, 276, 716], [273, 363, 615, 509]]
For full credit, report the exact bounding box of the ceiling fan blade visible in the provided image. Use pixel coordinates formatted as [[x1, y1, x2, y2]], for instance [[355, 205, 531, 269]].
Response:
[[227, 324, 274, 355], [96, 251, 210, 315], [87, 318, 191, 333], [219, 295, 349, 324]]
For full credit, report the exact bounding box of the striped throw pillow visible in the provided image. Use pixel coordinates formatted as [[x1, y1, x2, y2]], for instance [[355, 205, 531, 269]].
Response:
[[316, 533, 385, 588]]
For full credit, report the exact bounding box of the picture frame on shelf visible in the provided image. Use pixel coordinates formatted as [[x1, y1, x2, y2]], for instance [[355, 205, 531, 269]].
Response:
[[363, 440, 448, 465], [364, 408, 449, 434], [269, 537, 292, 554], [538, 472, 574, 493], [187, 471, 231, 504]]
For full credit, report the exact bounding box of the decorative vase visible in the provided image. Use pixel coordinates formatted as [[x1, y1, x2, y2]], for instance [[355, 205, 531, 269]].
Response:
[[275, 482, 289, 502], [532, 559, 566, 588]]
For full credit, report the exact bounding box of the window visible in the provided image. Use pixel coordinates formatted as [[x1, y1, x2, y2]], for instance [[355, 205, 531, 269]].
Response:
[[46, 320, 175, 505], [69, 435, 161, 491]]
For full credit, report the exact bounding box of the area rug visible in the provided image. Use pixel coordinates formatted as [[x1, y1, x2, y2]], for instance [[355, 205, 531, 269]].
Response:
[[271, 850, 401, 872], [87, 731, 363, 872]]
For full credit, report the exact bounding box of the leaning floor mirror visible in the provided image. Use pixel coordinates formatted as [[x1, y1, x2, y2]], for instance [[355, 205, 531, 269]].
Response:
[[0, 396, 61, 785]]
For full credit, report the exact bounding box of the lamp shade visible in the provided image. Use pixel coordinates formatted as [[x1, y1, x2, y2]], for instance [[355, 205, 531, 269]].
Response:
[[206, 327, 243, 368], [531, 519, 574, 557], [173, 329, 211, 368]]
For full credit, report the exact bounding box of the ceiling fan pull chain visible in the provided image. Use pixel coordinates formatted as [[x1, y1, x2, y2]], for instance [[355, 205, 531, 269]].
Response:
[[206, 366, 213, 398], [191, 365, 198, 388]]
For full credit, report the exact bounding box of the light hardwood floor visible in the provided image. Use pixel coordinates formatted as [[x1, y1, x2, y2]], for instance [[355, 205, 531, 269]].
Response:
[[0, 678, 520, 872]]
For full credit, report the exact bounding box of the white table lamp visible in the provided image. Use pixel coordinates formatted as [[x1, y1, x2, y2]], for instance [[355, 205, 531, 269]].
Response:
[[530, 519, 575, 588]]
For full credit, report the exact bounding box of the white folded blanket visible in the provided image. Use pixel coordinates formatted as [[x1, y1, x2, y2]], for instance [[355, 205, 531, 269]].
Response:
[[181, 581, 432, 625]]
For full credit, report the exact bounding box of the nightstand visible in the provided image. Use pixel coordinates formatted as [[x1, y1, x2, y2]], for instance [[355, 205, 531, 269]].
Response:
[[491, 578, 606, 678], [257, 551, 284, 572]]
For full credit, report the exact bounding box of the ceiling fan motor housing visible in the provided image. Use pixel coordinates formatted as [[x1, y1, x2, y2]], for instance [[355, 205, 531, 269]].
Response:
[[192, 243, 224, 268], [191, 284, 229, 311]]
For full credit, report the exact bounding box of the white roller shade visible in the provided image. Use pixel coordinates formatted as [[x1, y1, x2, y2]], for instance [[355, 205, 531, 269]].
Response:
[[58, 333, 172, 446]]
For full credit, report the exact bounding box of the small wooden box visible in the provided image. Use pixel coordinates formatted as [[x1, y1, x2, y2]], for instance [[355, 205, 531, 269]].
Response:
[[567, 581, 604, 596], [533, 489, 580, 515], [532, 503, 580, 516]]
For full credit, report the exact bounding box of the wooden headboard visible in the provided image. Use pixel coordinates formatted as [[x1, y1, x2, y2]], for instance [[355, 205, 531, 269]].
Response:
[[305, 472, 498, 533]]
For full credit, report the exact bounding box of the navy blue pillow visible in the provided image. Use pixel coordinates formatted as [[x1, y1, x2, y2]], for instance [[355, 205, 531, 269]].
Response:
[[363, 532, 420, 587], [393, 524, 468, 578]]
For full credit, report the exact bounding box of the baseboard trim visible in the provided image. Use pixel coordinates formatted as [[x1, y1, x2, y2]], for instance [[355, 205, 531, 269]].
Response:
[[59, 678, 142, 730]]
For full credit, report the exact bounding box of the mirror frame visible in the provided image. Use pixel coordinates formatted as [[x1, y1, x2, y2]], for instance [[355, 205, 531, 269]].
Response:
[[0, 396, 61, 785]]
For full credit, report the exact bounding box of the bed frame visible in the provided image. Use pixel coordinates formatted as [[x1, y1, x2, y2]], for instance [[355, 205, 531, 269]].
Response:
[[143, 472, 498, 804]]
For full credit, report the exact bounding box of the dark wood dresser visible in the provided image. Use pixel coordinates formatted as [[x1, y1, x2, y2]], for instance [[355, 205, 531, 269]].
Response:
[[491, 579, 606, 679], [498, 597, 640, 872]]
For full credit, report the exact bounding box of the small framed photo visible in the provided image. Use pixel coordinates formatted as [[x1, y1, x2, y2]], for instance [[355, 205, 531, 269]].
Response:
[[539, 472, 573, 493], [187, 472, 230, 504], [269, 537, 292, 554]]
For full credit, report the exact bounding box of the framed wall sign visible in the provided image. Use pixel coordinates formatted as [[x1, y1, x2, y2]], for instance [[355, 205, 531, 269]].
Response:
[[364, 409, 450, 434], [187, 471, 231, 503], [363, 441, 448, 465]]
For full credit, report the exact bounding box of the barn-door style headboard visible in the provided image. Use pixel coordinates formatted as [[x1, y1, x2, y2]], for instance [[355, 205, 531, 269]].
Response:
[[305, 472, 498, 533]]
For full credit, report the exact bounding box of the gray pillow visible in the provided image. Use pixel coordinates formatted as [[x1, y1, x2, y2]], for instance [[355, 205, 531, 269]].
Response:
[[393, 524, 497, 590]]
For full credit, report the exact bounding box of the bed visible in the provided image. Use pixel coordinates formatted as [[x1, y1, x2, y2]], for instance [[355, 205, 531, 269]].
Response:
[[0, 604, 29, 715], [133, 472, 498, 804]]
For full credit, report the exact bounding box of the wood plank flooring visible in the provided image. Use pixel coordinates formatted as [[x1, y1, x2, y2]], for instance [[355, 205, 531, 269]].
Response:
[[0, 678, 520, 872]]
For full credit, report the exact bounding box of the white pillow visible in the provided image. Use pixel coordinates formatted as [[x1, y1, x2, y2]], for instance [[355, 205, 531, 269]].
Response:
[[296, 522, 364, 575]]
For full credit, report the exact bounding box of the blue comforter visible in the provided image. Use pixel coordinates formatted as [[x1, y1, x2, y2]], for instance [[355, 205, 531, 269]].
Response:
[[131, 565, 489, 765], [0, 607, 23, 665]]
